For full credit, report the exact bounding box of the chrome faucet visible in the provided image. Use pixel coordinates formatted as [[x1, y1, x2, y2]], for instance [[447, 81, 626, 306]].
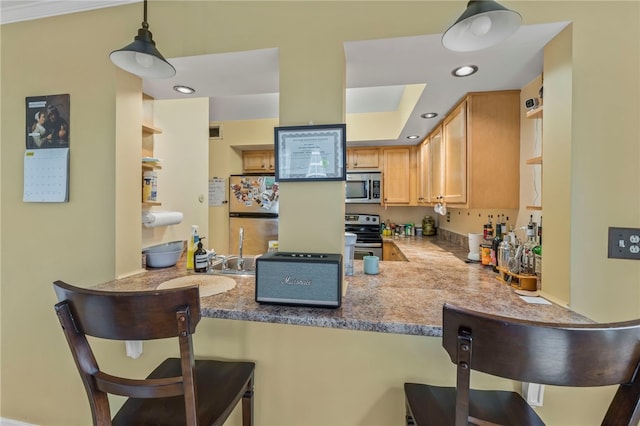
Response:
[[237, 227, 245, 271]]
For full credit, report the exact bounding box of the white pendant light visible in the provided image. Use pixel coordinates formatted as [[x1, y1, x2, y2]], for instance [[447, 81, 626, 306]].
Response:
[[109, 0, 175, 79], [442, 1, 522, 52]]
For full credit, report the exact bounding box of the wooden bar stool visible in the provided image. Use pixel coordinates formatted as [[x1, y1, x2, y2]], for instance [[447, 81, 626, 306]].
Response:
[[405, 303, 640, 426], [53, 280, 255, 426]]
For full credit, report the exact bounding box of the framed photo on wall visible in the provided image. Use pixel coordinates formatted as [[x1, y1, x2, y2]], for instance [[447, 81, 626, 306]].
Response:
[[274, 123, 346, 182]]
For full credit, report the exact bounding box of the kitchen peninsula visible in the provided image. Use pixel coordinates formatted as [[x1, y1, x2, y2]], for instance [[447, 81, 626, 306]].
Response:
[[96, 237, 590, 335]]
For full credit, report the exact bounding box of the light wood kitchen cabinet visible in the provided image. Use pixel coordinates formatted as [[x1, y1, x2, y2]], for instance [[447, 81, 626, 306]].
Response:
[[382, 147, 417, 205], [419, 125, 445, 205], [441, 102, 467, 204], [417, 136, 431, 204], [242, 150, 275, 173], [383, 241, 408, 261], [423, 91, 520, 209], [347, 147, 380, 169], [465, 91, 520, 208], [420, 103, 466, 205]]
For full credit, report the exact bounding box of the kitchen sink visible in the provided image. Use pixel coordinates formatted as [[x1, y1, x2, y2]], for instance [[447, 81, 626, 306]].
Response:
[[207, 256, 256, 276]]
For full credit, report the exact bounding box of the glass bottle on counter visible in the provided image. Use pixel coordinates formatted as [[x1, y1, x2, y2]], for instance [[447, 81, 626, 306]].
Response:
[[491, 218, 503, 272], [497, 234, 514, 271], [186, 225, 199, 271], [537, 216, 543, 245], [483, 215, 494, 240], [533, 217, 542, 286], [194, 237, 208, 273], [522, 217, 537, 275]]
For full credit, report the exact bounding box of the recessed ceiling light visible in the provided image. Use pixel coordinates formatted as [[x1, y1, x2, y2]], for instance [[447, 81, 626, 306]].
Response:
[[407, 135, 420, 140], [421, 112, 438, 119], [452, 65, 478, 77], [173, 85, 195, 94]]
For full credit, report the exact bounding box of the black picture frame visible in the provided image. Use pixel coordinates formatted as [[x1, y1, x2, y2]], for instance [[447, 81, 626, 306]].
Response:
[[274, 124, 346, 182]]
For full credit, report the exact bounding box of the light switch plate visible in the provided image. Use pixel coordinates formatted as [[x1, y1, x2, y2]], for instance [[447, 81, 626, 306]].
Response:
[[608, 227, 640, 260]]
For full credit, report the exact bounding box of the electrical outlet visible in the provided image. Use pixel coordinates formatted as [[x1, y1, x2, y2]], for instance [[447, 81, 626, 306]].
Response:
[[608, 227, 640, 260]]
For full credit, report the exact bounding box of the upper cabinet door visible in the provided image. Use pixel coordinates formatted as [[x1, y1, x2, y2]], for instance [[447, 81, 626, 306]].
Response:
[[418, 137, 431, 204], [429, 125, 444, 203], [382, 147, 411, 204], [442, 101, 467, 204], [347, 148, 380, 169], [243, 150, 274, 173]]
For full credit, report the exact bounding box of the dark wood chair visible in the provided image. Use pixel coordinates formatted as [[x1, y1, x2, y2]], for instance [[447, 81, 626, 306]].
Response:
[[53, 280, 255, 426], [405, 303, 640, 426]]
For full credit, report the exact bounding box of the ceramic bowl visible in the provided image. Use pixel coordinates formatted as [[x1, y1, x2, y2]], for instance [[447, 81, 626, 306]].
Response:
[[145, 249, 182, 268], [143, 240, 184, 254]]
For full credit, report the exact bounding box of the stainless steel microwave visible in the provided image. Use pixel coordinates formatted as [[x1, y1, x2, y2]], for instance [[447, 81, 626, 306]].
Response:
[[345, 171, 382, 203]]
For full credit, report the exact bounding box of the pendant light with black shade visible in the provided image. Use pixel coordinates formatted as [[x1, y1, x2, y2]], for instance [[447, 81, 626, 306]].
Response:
[[442, 1, 522, 52], [109, 0, 175, 79]]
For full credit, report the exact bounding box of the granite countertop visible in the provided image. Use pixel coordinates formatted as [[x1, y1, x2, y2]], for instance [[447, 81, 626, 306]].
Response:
[[95, 237, 590, 337]]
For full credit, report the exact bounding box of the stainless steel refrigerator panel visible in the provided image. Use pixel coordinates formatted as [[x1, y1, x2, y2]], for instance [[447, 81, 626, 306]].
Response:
[[229, 217, 279, 256], [229, 175, 279, 215]]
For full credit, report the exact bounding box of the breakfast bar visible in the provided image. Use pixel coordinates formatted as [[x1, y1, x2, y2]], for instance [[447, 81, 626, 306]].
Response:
[[89, 236, 600, 426], [95, 237, 591, 335]]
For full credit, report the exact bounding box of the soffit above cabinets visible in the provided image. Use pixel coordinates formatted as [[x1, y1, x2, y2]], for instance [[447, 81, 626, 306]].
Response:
[[3, 2, 569, 147]]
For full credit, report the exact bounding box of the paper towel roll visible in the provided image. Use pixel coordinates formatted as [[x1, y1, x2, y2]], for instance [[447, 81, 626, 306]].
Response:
[[142, 211, 183, 228]]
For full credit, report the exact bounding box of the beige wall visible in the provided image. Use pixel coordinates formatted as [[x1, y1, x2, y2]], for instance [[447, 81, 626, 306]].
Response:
[[1, 2, 639, 425]]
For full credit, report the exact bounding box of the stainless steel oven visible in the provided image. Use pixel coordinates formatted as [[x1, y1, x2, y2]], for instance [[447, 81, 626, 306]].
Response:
[[345, 214, 383, 259], [345, 171, 382, 204]]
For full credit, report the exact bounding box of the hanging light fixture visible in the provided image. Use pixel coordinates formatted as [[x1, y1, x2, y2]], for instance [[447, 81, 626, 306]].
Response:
[[109, 0, 175, 78], [442, 1, 522, 52]]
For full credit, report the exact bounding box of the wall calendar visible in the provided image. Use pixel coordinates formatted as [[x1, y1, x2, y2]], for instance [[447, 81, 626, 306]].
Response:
[[23, 148, 69, 202]]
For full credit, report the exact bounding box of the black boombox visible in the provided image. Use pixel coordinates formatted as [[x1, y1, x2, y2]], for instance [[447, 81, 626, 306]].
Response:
[[255, 252, 342, 308]]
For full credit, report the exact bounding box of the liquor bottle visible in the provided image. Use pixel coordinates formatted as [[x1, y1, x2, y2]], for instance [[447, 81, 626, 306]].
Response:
[[522, 217, 537, 274], [484, 215, 494, 241], [537, 216, 543, 245], [491, 217, 503, 272], [533, 216, 542, 282]]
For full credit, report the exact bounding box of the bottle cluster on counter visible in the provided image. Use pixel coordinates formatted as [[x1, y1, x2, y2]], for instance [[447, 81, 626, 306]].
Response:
[[382, 220, 416, 237], [478, 214, 542, 291], [381, 215, 436, 237]]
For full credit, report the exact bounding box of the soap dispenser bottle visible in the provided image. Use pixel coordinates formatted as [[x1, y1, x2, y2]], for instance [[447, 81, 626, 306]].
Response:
[[194, 237, 208, 273], [187, 225, 199, 271]]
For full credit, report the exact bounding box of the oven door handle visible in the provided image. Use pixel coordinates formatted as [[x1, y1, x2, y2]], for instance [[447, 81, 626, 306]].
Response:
[[354, 242, 382, 248]]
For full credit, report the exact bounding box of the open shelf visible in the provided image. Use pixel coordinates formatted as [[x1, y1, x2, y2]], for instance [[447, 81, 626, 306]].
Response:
[[526, 105, 543, 119], [142, 162, 162, 170], [142, 201, 161, 207], [526, 156, 542, 165], [526, 206, 543, 211], [142, 123, 163, 134]]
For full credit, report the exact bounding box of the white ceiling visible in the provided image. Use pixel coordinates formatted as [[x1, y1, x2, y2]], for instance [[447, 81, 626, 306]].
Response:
[[0, 0, 138, 23], [1, 1, 569, 146]]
